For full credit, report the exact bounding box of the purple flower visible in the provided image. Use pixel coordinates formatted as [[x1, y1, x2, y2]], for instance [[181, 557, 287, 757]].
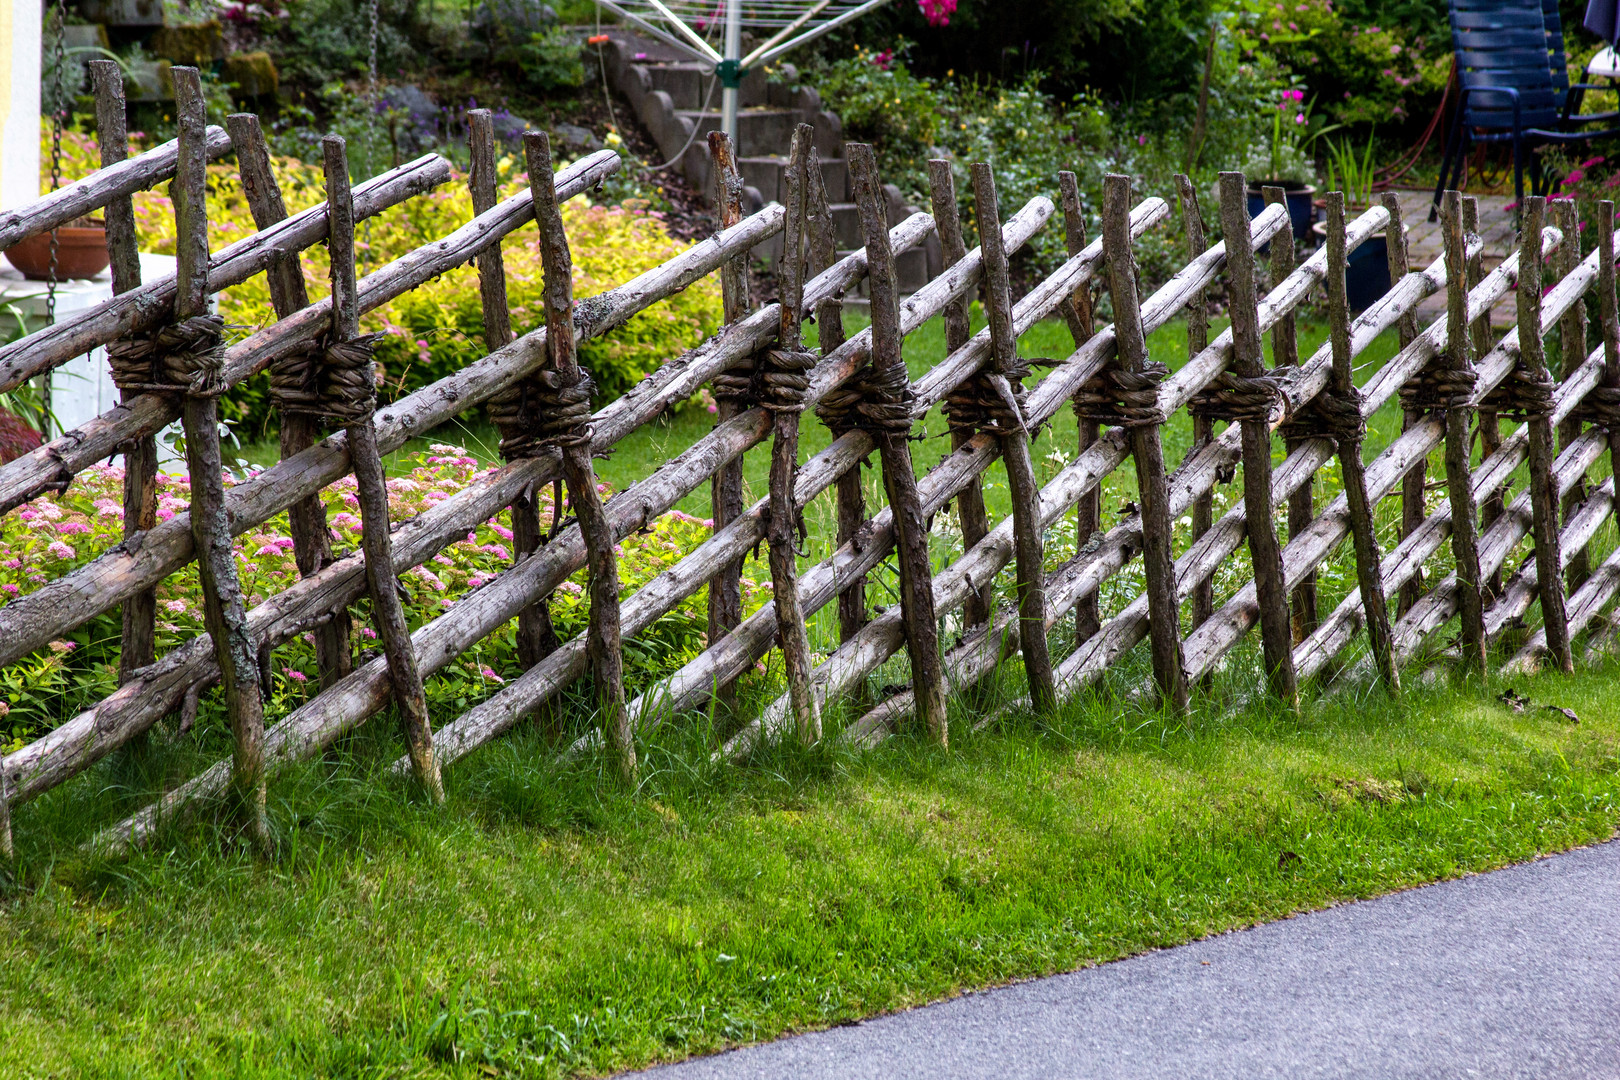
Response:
[[480, 667, 504, 683], [47, 540, 76, 560], [286, 669, 307, 682]]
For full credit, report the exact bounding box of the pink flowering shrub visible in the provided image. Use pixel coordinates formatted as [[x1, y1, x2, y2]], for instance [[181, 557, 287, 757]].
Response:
[[0, 446, 766, 750], [917, 0, 956, 27]]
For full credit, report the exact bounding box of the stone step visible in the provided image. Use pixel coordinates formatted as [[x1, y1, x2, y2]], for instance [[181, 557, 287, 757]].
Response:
[[838, 245, 931, 296], [674, 108, 802, 158], [737, 154, 848, 206], [827, 192, 912, 249], [638, 60, 769, 112]]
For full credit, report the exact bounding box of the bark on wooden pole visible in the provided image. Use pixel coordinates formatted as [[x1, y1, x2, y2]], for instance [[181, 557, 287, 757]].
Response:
[[1105, 172, 1188, 714], [1438, 190, 1488, 674], [1063, 170, 1101, 646], [848, 143, 948, 746], [1598, 203, 1620, 512], [1174, 175, 1215, 656], [1264, 184, 1315, 643], [706, 131, 747, 712], [765, 124, 821, 745], [321, 135, 445, 801], [1516, 196, 1574, 674], [808, 152, 867, 649], [226, 111, 353, 689], [171, 69, 269, 845], [91, 61, 161, 691], [469, 109, 556, 671], [973, 162, 1056, 715], [1382, 191, 1427, 616], [1218, 172, 1296, 706], [930, 159, 992, 633], [1462, 196, 1504, 599], [527, 130, 634, 780], [1324, 192, 1399, 694], [1552, 196, 1590, 590]]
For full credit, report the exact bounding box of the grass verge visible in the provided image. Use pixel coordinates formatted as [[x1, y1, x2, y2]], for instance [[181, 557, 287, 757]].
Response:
[[1, 653, 1617, 1078]]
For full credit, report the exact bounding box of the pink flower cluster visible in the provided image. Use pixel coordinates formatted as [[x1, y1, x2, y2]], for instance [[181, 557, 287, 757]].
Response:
[[918, 0, 956, 27]]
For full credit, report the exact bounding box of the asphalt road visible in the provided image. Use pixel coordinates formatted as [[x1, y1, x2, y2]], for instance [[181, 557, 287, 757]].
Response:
[[631, 839, 1620, 1079]]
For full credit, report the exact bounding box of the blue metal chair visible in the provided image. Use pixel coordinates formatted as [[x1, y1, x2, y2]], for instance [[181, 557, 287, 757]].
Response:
[[1431, 0, 1620, 220]]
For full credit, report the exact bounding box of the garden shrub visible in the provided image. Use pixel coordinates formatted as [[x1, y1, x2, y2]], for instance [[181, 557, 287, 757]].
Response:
[[0, 447, 767, 751]]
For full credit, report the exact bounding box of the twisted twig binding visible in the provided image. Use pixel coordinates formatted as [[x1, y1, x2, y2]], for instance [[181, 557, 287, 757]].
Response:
[[1399, 362, 1479, 414], [1070, 360, 1169, 428], [1189, 368, 1281, 425], [1480, 363, 1556, 421], [105, 314, 226, 397], [759, 348, 817, 413], [487, 370, 596, 459], [270, 332, 384, 422], [1574, 385, 1620, 428]]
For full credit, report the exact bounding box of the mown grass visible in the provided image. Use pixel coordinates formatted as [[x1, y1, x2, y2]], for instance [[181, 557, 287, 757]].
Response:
[[1, 653, 1618, 1078]]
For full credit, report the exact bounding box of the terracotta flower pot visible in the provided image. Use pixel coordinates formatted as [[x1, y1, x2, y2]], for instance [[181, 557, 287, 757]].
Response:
[[3, 223, 111, 281]]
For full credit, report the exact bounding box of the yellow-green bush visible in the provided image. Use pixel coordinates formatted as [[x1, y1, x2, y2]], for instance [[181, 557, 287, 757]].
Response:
[[51, 125, 721, 435]]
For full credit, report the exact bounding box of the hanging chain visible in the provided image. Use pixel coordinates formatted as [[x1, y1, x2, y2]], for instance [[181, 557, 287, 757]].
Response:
[[45, 0, 66, 330]]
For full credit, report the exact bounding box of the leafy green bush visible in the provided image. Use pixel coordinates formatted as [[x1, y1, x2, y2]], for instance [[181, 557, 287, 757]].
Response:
[[522, 27, 586, 94]]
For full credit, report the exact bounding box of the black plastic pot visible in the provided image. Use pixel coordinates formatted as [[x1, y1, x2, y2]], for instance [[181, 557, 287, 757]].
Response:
[[1310, 219, 1393, 311], [1246, 183, 1316, 241]]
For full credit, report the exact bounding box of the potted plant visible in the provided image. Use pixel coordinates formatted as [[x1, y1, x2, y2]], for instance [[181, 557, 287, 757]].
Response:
[[1244, 88, 1334, 241], [1311, 131, 1399, 310], [3, 216, 111, 281]]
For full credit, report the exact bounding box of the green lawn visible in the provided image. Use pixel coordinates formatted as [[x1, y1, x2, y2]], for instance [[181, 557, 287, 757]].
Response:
[[1, 659, 1617, 1077], [7, 312, 1617, 1077]]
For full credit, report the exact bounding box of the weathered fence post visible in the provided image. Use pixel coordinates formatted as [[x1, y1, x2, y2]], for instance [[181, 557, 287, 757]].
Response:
[[317, 135, 445, 801], [171, 68, 269, 844], [1216, 172, 1296, 706], [1323, 191, 1399, 694], [228, 111, 353, 688], [1514, 196, 1573, 673], [1264, 185, 1315, 644], [1437, 190, 1488, 674], [1597, 203, 1620, 503], [930, 160, 992, 634], [1102, 173, 1187, 714], [527, 131, 635, 780], [1061, 170, 1101, 646], [1383, 191, 1426, 617], [764, 124, 821, 745], [91, 60, 162, 692], [807, 152, 868, 651], [1552, 197, 1590, 591], [1463, 196, 1504, 600], [972, 162, 1056, 715], [1174, 174, 1214, 666], [469, 109, 556, 670], [705, 131, 748, 713], [847, 143, 948, 745]]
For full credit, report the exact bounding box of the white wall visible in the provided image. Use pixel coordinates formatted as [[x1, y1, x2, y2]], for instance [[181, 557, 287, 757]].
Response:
[[0, 0, 41, 211]]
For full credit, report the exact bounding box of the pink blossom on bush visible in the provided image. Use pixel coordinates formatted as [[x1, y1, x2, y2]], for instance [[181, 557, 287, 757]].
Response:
[[47, 540, 75, 560], [360, 626, 378, 639], [286, 669, 307, 682], [917, 0, 956, 26], [480, 667, 504, 683], [57, 522, 90, 535], [2, 584, 16, 595]]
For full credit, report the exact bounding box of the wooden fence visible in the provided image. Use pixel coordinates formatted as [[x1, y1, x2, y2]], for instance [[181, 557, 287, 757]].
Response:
[[1, 66, 1616, 859]]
